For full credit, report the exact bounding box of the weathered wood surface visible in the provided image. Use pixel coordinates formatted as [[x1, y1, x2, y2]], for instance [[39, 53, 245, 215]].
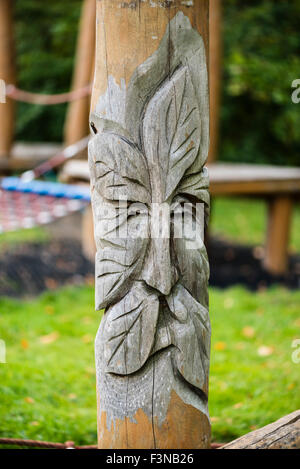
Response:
[[89, 0, 210, 449], [0, 0, 15, 159], [64, 0, 96, 145], [221, 411, 300, 449]]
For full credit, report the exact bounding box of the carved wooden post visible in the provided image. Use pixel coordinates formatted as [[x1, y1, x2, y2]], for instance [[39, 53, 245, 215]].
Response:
[[0, 0, 15, 159], [64, 0, 96, 145], [89, 0, 210, 449]]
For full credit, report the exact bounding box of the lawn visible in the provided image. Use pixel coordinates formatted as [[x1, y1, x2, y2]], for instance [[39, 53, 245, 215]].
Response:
[[0, 197, 299, 446], [211, 197, 300, 253], [0, 285, 299, 445]]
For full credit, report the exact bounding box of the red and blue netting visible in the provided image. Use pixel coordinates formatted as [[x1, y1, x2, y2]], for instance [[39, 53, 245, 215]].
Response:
[[0, 178, 91, 233]]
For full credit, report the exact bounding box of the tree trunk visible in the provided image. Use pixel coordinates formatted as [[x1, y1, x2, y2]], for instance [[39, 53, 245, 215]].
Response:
[[221, 411, 300, 449], [0, 0, 15, 159], [89, 0, 210, 449], [64, 0, 96, 145]]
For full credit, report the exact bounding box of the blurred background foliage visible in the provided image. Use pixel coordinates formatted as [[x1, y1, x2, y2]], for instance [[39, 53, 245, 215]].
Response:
[[221, 0, 300, 167], [14, 0, 300, 166], [14, 1, 82, 142]]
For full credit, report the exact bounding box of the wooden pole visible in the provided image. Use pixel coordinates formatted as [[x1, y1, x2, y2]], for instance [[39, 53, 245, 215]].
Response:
[[0, 0, 15, 159], [90, 0, 210, 449], [64, 0, 96, 146], [207, 0, 222, 164], [264, 196, 293, 275]]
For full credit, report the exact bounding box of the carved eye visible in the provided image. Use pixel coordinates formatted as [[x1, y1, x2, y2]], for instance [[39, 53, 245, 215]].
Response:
[[127, 202, 148, 219], [170, 196, 204, 243], [171, 195, 197, 217], [90, 121, 98, 134]]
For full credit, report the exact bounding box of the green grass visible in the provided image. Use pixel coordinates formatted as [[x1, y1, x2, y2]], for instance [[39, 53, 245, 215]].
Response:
[[0, 197, 299, 445], [211, 197, 300, 253], [0, 227, 49, 252], [0, 285, 299, 445]]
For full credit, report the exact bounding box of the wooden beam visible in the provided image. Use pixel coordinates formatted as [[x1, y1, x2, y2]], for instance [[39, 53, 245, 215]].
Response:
[[0, 0, 15, 159], [0, 142, 62, 172], [90, 0, 210, 449], [64, 0, 96, 146], [221, 410, 300, 449], [208, 163, 300, 196], [264, 196, 293, 275], [210, 181, 300, 196], [207, 0, 222, 164], [81, 205, 96, 262]]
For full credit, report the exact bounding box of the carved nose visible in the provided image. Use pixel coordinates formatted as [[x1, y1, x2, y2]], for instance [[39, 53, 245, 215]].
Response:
[[141, 237, 177, 296]]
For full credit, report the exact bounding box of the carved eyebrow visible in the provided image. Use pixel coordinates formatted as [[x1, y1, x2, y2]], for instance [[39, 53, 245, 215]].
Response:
[[98, 258, 134, 268], [98, 238, 126, 251]]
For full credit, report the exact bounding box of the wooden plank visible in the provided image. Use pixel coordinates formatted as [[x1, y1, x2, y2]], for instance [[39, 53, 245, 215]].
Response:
[[90, 0, 211, 450], [208, 163, 300, 182], [0, 0, 15, 159], [0, 142, 62, 171], [81, 205, 96, 261], [221, 410, 300, 449], [59, 159, 90, 183], [211, 180, 300, 196], [208, 163, 300, 195], [61, 160, 300, 195], [264, 196, 293, 275], [207, 0, 222, 164], [64, 0, 96, 145]]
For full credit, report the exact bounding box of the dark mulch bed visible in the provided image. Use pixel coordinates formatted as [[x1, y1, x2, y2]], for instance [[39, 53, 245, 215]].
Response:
[[0, 237, 299, 298], [207, 237, 300, 291], [0, 240, 94, 299]]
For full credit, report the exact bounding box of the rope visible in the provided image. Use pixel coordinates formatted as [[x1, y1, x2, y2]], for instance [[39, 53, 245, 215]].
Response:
[[0, 437, 222, 449], [21, 135, 90, 182], [0, 437, 97, 449], [5, 84, 91, 105]]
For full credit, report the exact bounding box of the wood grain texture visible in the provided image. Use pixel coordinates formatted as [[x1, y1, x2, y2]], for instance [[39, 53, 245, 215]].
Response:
[[89, 1, 210, 449], [0, 0, 15, 158], [98, 390, 210, 449], [91, 0, 209, 113], [221, 410, 300, 449]]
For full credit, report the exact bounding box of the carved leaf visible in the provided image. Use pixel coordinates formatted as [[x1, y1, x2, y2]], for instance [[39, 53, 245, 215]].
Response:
[[142, 66, 201, 201], [89, 132, 151, 204], [177, 167, 209, 205], [166, 284, 210, 394], [93, 194, 149, 310], [103, 283, 159, 375]]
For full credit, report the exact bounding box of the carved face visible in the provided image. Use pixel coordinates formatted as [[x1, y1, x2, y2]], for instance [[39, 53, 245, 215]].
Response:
[[89, 13, 210, 397]]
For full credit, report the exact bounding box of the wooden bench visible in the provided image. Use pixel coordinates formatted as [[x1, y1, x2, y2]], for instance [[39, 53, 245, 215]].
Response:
[[60, 160, 300, 275], [209, 163, 300, 274]]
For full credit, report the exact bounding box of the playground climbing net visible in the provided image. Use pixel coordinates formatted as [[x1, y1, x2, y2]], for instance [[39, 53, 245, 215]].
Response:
[[0, 84, 92, 233]]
